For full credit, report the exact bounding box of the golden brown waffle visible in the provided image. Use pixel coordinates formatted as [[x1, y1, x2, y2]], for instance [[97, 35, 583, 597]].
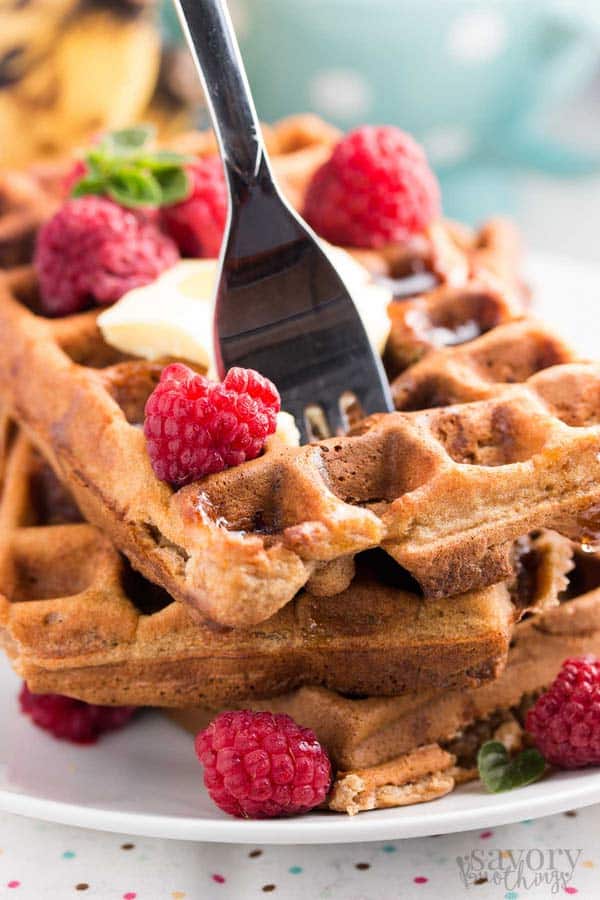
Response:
[[328, 745, 456, 815], [1, 261, 600, 626], [0, 429, 528, 706], [171, 552, 600, 812], [173, 563, 600, 768], [0, 161, 69, 268], [391, 318, 576, 410]]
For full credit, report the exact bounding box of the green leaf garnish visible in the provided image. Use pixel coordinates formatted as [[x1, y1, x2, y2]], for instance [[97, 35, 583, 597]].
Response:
[[153, 167, 190, 204], [69, 125, 191, 209], [478, 741, 546, 793], [72, 174, 107, 197], [101, 125, 156, 155], [107, 170, 163, 208]]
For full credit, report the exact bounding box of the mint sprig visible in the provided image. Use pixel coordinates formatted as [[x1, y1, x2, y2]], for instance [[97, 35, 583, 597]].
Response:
[[70, 125, 191, 208], [478, 740, 546, 793]]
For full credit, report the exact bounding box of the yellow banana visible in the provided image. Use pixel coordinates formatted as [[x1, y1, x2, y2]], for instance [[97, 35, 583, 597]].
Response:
[[0, 8, 160, 167]]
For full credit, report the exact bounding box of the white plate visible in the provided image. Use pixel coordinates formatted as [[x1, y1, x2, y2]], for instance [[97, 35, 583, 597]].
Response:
[[2, 252, 600, 844]]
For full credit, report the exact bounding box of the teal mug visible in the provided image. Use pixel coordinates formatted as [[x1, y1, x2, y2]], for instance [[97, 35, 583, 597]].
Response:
[[222, 0, 600, 177]]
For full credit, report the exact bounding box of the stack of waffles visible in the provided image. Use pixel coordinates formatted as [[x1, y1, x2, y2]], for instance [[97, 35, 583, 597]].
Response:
[[2, 116, 600, 815]]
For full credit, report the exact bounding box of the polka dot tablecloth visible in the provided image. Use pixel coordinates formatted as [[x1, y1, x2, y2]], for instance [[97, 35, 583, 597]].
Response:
[[1, 805, 600, 898]]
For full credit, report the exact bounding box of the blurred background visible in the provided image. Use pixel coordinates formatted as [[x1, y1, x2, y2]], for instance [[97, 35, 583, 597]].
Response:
[[2, 0, 600, 260]]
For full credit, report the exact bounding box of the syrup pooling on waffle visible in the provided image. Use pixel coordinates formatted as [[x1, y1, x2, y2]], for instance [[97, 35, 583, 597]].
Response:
[[0, 431, 526, 706], [380, 217, 525, 376], [2, 264, 600, 626]]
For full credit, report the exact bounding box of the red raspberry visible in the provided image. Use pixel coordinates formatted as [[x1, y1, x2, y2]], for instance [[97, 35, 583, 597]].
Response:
[[526, 657, 600, 769], [161, 156, 228, 258], [303, 125, 441, 248], [19, 683, 135, 745], [35, 196, 179, 316], [195, 710, 332, 818], [144, 363, 280, 486]]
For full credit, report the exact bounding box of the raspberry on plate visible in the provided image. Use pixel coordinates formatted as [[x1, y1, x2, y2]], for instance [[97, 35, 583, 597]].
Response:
[[526, 656, 600, 769], [161, 156, 228, 258], [195, 710, 332, 818], [19, 683, 135, 745], [35, 196, 180, 316], [144, 363, 280, 486], [303, 125, 441, 248]]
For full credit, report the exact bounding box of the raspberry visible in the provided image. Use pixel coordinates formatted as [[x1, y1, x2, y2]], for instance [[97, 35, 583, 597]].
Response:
[[161, 156, 228, 257], [526, 657, 600, 769], [144, 363, 280, 485], [19, 683, 135, 745], [35, 196, 179, 316], [303, 125, 440, 248], [195, 710, 332, 818]]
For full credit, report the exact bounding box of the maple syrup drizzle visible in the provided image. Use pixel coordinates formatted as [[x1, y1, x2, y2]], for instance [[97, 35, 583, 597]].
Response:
[[574, 503, 600, 554]]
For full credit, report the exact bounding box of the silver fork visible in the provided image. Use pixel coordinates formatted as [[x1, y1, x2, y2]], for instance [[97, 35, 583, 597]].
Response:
[[173, 0, 393, 441]]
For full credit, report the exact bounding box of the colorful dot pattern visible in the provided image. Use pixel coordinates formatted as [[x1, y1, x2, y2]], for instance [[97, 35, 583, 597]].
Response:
[[1, 803, 599, 896]]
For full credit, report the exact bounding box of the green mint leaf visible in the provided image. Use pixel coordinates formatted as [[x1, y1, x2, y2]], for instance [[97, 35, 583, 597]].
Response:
[[478, 741, 546, 793], [107, 169, 162, 207], [82, 154, 106, 179], [147, 149, 190, 166], [153, 167, 190, 204], [71, 174, 107, 197], [77, 127, 190, 208]]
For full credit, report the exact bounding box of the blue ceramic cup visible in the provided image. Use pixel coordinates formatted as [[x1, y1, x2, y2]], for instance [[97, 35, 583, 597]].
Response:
[[228, 0, 600, 177]]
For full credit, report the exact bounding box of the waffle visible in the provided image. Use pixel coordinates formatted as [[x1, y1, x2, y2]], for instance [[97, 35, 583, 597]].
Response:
[[173, 558, 600, 769], [391, 318, 576, 410], [171, 551, 600, 812], [0, 160, 70, 269], [0, 428, 537, 706], [1, 259, 600, 627]]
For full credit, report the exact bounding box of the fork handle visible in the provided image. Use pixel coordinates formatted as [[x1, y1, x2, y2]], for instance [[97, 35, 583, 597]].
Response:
[[173, 0, 271, 194]]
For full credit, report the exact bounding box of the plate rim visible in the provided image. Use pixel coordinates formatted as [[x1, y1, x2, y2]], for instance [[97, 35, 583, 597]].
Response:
[[2, 771, 600, 843]]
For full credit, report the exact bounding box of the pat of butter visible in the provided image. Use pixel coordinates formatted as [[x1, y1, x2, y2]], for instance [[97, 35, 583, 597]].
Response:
[[98, 260, 216, 371], [267, 411, 301, 449], [98, 249, 392, 372]]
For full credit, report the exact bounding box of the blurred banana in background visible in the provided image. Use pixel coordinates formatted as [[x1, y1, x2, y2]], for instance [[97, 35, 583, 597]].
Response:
[[0, 0, 165, 167]]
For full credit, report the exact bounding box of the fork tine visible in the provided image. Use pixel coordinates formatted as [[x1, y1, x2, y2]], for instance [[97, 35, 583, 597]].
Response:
[[320, 397, 346, 438], [347, 354, 394, 420], [283, 396, 310, 445]]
